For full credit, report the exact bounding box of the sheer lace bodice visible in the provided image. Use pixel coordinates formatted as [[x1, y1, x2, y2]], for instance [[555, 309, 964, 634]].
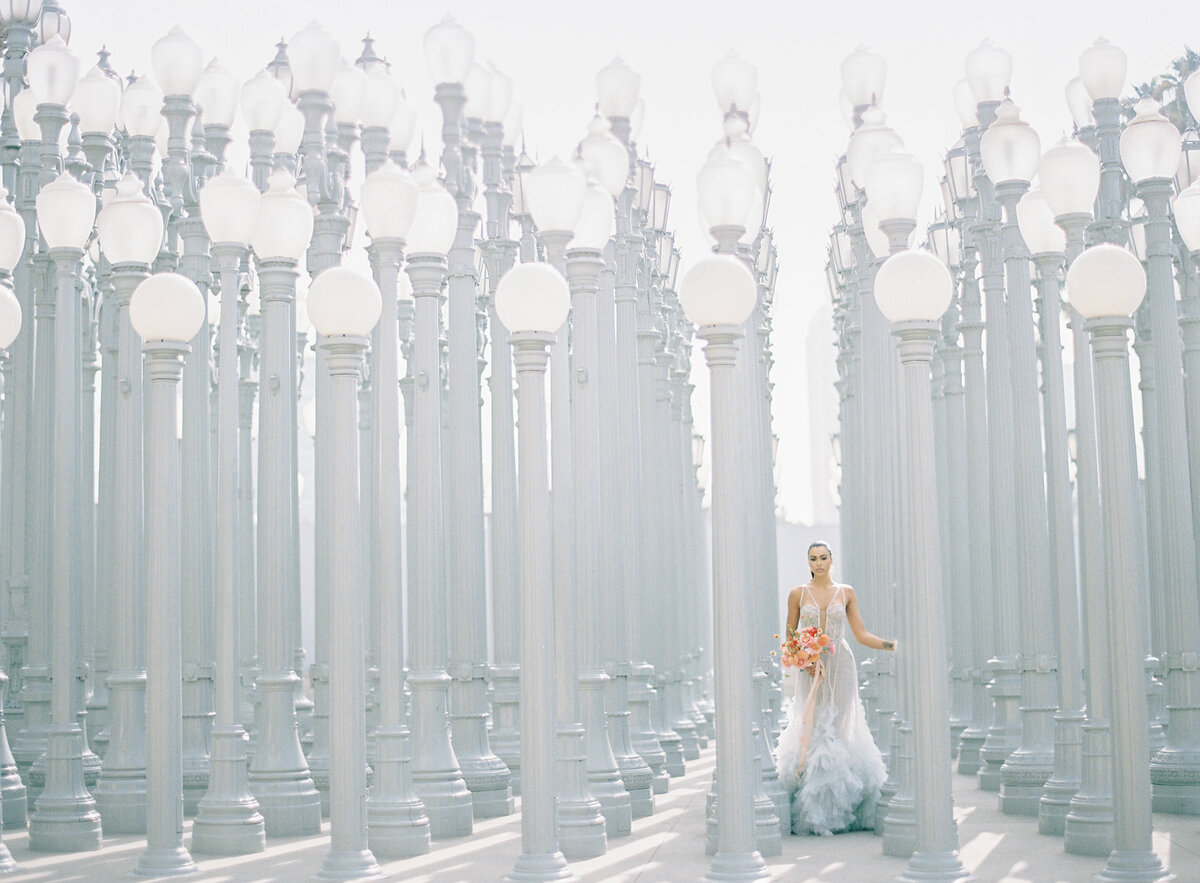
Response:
[[799, 584, 847, 641]]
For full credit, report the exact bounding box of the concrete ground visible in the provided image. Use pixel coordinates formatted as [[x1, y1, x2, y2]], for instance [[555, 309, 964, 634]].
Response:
[[2, 747, 1198, 881]]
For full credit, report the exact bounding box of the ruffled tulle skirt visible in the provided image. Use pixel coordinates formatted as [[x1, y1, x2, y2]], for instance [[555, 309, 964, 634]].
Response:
[[775, 655, 886, 836]]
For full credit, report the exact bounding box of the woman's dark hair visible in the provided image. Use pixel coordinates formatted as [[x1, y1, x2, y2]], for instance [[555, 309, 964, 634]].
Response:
[[808, 541, 832, 578]]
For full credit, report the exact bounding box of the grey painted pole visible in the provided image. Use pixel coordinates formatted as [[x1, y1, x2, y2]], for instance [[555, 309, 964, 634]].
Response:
[[135, 340, 198, 878], [700, 323, 769, 883], [27, 246, 102, 852], [994, 181, 1057, 816], [597, 244, 654, 817], [365, 238, 431, 859], [192, 244, 266, 854], [610, 171, 668, 792], [506, 330, 579, 883], [891, 320, 971, 883], [405, 252, 474, 838], [567, 245, 633, 838], [93, 263, 149, 834], [435, 84, 513, 817], [247, 257, 320, 836], [1031, 253, 1085, 834], [541, 231, 608, 860], [177, 216, 215, 817], [1059, 214, 1115, 857], [1085, 315, 1169, 883], [12, 129, 52, 792], [1139, 177, 1200, 814], [485, 128, 522, 798], [317, 337, 383, 882], [969, 106, 1022, 793]]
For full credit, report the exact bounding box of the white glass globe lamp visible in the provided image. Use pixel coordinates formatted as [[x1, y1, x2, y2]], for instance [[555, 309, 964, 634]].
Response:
[[98, 171, 164, 264], [678, 254, 757, 327], [131, 273, 205, 343], [250, 170, 313, 261], [1066, 243, 1147, 318], [874, 248, 954, 322], [307, 265, 381, 337], [495, 262, 570, 333]]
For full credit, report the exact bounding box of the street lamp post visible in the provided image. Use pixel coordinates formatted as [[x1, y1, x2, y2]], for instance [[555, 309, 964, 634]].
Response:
[[980, 97, 1059, 817], [1040, 132, 1112, 856], [404, 160, 474, 838], [92, 171, 164, 835], [130, 272, 206, 879], [424, 18, 514, 818], [359, 157, 432, 859], [681, 254, 769, 883], [27, 168, 101, 853], [1120, 98, 1200, 815], [1014, 183, 1083, 835], [964, 43, 1023, 793], [525, 155, 611, 856], [0, 279, 21, 873], [496, 262, 580, 883], [307, 265, 385, 882], [874, 248, 971, 883], [1067, 244, 1170, 883]]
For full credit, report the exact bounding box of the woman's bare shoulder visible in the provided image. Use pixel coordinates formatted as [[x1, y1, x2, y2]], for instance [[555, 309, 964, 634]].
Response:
[[840, 584, 858, 599], [787, 584, 809, 601]]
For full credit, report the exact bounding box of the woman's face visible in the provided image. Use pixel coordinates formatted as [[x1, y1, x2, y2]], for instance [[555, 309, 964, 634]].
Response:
[[809, 546, 832, 578]]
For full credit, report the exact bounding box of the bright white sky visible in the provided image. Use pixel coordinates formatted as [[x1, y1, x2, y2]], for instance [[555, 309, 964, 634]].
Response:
[[73, 0, 1195, 522]]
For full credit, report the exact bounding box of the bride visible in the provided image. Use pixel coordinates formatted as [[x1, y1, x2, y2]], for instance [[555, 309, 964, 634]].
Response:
[[775, 541, 894, 836]]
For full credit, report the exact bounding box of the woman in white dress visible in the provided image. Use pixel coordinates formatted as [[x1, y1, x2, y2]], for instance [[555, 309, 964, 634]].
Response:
[[775, 541, 894, 836]]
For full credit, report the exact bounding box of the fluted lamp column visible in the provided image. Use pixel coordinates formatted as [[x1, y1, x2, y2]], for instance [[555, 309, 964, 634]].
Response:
[[680, 255, 768, 883], [358, 158, 432, 859], [404, 161, 474, 838], [1039, 134, 1111, 856], [496, 262, 580, 883], [92, 172, 165, 835], [424, 17, 515, 817], [1013, 184, 1084, 836], [591, 66, 661, 815], [524, 156, 610, 858], [28, 167, 101, 853], [305, 266, 385, 882], [565, 172, 634, 838], [874, 250, 971, 883], [1066, 245, 1170, 883], [129, 273, 206, 878], [1120, 99, 1200, 816], [0, 284, 22, 873]]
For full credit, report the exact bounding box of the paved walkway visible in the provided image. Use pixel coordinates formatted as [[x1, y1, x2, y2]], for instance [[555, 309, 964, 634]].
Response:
[[2, 747, 1198, 881]]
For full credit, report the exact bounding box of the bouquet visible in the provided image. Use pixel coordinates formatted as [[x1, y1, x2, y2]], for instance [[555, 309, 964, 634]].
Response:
[[778, 625, 835, 674]]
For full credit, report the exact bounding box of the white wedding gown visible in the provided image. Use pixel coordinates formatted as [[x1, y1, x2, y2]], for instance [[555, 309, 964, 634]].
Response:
[[774, 584, 886, 835]]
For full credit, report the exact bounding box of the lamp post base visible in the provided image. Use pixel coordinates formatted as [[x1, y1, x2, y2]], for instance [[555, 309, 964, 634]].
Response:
[[367, 725, 431, 859], [1150, 754, 1200, 814], [133, 846, 198, 878], [629, 669, 669, 794], [556, 724, 607, 861], [898, 850, 974, 882], [956, 726, 986, 776], [999, 750, 1053, 817], [1040, 709, 1085, 835], [191, 726, 266, 856], [506, 851, 580, 882], [28, 727, 102, 853], [316, 849, 385, 881], [1065, 795, 1115, 857], [703, 850, 771, 882], [247, 673, 321, 837], [1095, 849, 1172, 883]]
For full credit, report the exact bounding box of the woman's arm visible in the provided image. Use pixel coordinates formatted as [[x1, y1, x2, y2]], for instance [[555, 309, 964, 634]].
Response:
[[785, 587, 801, 635], [844, 587, 895, 651]]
